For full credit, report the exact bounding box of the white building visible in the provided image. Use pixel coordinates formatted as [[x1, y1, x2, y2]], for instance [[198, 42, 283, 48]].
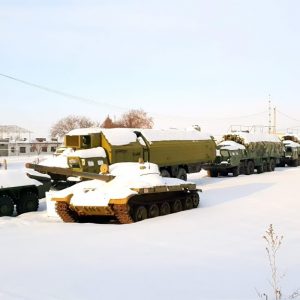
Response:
[[0, 125, 61, 157]]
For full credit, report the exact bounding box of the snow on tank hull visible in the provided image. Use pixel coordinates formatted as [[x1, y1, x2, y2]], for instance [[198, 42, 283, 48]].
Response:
[[51, 162, 200, 224]]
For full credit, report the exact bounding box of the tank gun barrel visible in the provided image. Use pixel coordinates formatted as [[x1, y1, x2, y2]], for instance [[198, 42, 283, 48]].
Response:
[[25, 163, 115, 182]]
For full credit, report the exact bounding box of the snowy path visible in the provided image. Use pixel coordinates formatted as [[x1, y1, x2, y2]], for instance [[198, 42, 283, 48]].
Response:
[[1, 166, 300, 300]]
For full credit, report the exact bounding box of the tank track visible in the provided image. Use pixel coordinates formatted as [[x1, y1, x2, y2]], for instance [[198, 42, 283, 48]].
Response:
[[112, 190, 199, 224], [112, 204, 134, 224], [55, 202, 78, 223]]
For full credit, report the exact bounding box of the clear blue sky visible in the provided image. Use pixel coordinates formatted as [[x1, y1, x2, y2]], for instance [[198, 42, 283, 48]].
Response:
[[1, 0, 300, 137]]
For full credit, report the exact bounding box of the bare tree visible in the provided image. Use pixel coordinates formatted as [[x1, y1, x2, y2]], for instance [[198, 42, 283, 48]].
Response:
[[50, 115, 95, 138], [117, 109, 153, 128]]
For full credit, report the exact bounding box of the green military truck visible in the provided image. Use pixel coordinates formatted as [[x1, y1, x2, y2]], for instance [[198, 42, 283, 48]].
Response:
[[278, 134, 300, 167], [203, 132, 284, 177], [0, 170, 51, 216], [29, 128, 216, 181]]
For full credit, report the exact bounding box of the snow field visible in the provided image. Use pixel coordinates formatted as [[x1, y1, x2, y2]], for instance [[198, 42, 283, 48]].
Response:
[[0, 162, 300, 299]]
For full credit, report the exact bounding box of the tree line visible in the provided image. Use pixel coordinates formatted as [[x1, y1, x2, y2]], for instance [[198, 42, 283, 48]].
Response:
[[50, 109, 153, 138]]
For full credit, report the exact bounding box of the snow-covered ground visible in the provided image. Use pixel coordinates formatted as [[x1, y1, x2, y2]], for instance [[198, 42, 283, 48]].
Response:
[[1, 157, 300, 300]]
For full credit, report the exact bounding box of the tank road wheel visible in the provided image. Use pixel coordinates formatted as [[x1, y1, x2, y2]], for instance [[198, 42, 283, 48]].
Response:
[[161, 169, 171, 178], [172, 199, 182, 213], [160, 202, 171, 216], [148, 204, 159, 218], [133, 205, 148, 222], [232, 167, 239, 177], [177, 168, 187, 181], [0, 195, 14, 217], [16, 191, 39, 215], [192, 193, 200, 208], [182, 196, 193, 210]]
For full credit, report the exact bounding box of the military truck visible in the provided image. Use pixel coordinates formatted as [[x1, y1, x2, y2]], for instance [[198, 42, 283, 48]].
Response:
[[203, 131, 284, 177], [278, 134, 300, 167], [48, 162, 200, 224], [29, 128, 216, 181], [0, 170, 51, 216]]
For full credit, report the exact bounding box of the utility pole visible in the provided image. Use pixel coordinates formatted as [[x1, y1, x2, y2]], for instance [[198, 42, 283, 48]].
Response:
[[268, 95, 272, 134], [273, 106, 277, 134]]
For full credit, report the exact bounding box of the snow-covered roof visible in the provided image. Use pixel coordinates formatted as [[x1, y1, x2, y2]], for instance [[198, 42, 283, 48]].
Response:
[[228, 131, 281, 143], [218, 140, 245, 150], [283, 140, 300, 148], [138, 129, 213, 142], [0, 170, 42, 189], [101, 129, 138, 146], [67, 127, 103, 136], [39, 148, 74, 168], [69, 147, 106, 158]]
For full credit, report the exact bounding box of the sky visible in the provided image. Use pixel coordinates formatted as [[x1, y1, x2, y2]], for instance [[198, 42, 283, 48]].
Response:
[[1, 0, 300, 138]]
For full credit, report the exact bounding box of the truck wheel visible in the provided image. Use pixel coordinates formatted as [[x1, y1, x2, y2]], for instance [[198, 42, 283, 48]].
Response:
[[177, 168, 187, 181], [0, 195, 14, 216], [245, 162, 251, 175], [270, 159, 276, 171], [267, 161, 273, 172], [249, 161, 255, 174], [257, 165, 263, 174], [210, 170, 218, 177], [232, 167, 239, 177], [16, 191, 39, 215], [263, 161, 268, 172]]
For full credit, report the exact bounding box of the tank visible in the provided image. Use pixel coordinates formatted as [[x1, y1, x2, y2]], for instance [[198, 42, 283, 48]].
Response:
[[49, 162, 200, 224]]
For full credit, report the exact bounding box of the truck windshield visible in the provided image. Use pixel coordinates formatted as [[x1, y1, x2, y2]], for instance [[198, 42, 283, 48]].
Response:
[[68, 157, 81, 168], [220, 149, 230, 158]]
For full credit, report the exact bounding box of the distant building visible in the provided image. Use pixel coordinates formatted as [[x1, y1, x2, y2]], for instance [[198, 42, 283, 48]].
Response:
[[0, 125, 61, 157]]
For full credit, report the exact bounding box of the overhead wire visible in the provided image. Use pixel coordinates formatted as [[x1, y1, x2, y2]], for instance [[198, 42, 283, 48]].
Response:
[[0, 73, 127, 111], [0, 72, 268, 124], [276, 109, 300, 123]]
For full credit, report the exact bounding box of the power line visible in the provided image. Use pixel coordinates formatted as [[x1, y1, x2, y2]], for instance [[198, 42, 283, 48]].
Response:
[[277, 109, 300, 123], [0, 72, 126, 111], [0, 72, 268, 125]]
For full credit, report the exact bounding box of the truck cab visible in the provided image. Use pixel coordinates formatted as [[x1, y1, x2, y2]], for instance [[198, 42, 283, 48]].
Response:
[[67, 147, 108, 175]]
